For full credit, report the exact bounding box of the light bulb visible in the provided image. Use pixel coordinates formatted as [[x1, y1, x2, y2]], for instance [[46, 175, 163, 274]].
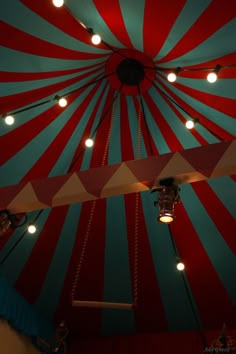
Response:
[[85, 138, 94, 147], [91, 34, 101, 45], [28, 224, 36, 234], [58, 97, 67, 107], [4, 115, 15, 125], [52, 0, 64, 7], [207, 72, 217, 83], [185, 120, 194, 129], [167, 72, 177, 83], [177, 262, 185, 271], [159, 215, 174, 224]]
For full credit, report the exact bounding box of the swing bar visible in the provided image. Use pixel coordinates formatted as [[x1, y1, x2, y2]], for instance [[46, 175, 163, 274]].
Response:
[[72, 300, 133, 310]]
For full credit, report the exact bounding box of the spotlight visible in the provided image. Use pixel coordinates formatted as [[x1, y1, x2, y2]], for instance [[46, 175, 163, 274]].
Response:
[[153, 178, 180, 224], [85, 138, 94, 147], [0, 210, 23, 238], [167, 67, 181, 83], [55, 96, 68, 107], [28, 224, 37, 234], [4, 115, 15, 125], [177, 261, 185, 271], [52, 0, 64, 7], [207, 64, 221, 83]]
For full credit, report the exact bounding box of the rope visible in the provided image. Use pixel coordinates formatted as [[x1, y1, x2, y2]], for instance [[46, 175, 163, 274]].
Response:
[[133, 104, 142, 307], [71, 95, 117, 301]]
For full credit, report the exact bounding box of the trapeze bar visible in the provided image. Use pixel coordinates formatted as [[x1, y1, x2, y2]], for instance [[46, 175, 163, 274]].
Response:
[[72, 300, 133, 309]]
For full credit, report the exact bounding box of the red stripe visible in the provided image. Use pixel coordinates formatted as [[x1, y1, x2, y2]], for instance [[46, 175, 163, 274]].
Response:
[[0, 67, 102, 115], [0, 20, 104, 60], [156, 77, 235, 141], [158, 0, 236, 64], [15, 206, 68, 303], [180, 52, 236, 72], [120, 95, 135, 161], [133, 96, 159, 155], [173, 82, 236, 118], [172, 202, 236, 328], [143, 91, 183, 152], [0, 63, 103, 82], [192, 181, 236, 254], [93, 0, 133, 48], [143, 0, 186, 58]]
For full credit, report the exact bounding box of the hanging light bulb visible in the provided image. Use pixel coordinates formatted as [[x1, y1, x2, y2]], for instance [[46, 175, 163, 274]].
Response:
[[85, 138, 94, 147], [153, 178, 180, 224], [91, 33, 101, 45], [176, 261, 185, 271], [28, 224, 37, 234], [207, 64, 221, 83], [185, 120, 194, 129], [57, 97, 68, 107], [167, 67, 181, 83], [4, 115, 15, 125], [52, 0, 64, 7]]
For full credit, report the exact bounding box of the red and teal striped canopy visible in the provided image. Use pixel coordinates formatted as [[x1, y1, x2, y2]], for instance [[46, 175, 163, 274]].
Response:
[[0, 0, 235, 337]]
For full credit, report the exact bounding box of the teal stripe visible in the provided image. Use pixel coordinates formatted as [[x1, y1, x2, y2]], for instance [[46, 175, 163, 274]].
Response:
[[170, 77, 236, 100], [207, 177, 236, 218], [35, 204, 81, 318], [158, 76, 236, 135], [108, 95, 122, 164], [49, 79, 107, 176], [0, 77, 103, 186], [155, 0, 211, 61], [67, 0, 124, 48], [141, 190, 198, 331], [160, 19, 236, 66], [0, 66, 103, 97], [102, 196, 135, 336], [1, 0, 108, 55], [181, 184, 236, 304], [142, 99, 171, 154], [126, 96, 147, 159], [119, 0, 145, 51], [149, 84, 201, 149], [0, 210, 51, 284], [0, 45, 108, 72]]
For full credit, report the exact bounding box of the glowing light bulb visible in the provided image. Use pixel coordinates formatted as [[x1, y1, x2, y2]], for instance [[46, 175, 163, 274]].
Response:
[[28, 224, 36, 234], [159, 214, 174, 224], [91, 34, 101, 45], [185, 120, 194, 129], [4, 115, 15, 125], [52, 0, 64, 7], [177, 262, 185, 271], [58, 97, 67, 107], [85, 138, 94, 147], [207, 72, 217, 83], [167, 72, 177, 83]]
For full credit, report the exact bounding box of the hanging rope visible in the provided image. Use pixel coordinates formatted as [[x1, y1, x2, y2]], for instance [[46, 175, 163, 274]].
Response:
[[133, 103, 142, 307], [71, 94, 117, 302]]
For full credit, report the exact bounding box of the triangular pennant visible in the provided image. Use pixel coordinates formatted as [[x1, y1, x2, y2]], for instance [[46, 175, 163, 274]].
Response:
[[180, 141, 232, 178], [8, 182, 48, 213], [78, 163, 120, 198], [211, 140, 236, 178], [155, 152, 206, 185], [52, 173, 96, 207], [101, 162, 149, 198], [0, 182, 27, 210]]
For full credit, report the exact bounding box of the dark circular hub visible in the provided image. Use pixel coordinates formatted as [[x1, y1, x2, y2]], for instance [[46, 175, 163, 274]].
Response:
[[116, 58, 145, 86]]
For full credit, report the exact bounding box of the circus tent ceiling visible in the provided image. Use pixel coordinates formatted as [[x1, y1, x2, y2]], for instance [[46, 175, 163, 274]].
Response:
[[0, 0, 236, 339]]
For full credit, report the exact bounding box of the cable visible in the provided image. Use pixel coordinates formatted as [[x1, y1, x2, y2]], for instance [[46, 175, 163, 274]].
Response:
[[168, 225, 208, 350], [144, 63, 236, 72]]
